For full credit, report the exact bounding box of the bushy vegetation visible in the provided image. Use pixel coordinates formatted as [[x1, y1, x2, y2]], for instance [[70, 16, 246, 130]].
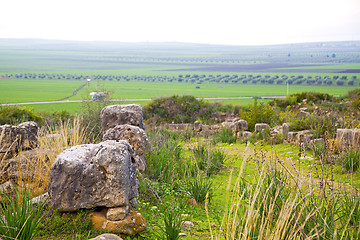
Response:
[[239, 99, 280, 131], [0, 186, 46, 240], [143, 95, 240, 124], [270, 92, 334, 109], [0, 105, 43, 125], [211, 127, 237, 145]]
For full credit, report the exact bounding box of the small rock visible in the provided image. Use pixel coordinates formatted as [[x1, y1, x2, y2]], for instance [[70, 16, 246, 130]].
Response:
[[30, 192, 49, 205], [188, 198, 197, 206], [254, 123, 270, 133], [101, 104, 145, 133], [179, 233, 187, 237], [210, 222, 216, 227], [103, 124, 150, 173], [106, 206, 129, 221], [91, 209, 146, 235], [88, 233, 123, 240], [181, 221, 195, 229], [0, 180, 14, 194], [151, 206, 158, 210]]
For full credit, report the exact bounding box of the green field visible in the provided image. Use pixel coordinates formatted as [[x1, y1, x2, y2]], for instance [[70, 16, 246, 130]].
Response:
[[2, 79, 359, 102], [1, 39, 360, 113], [1, 78, 360, 113]]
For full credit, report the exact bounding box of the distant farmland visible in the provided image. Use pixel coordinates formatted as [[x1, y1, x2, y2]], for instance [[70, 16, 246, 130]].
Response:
[[1, 39, 359, 113]]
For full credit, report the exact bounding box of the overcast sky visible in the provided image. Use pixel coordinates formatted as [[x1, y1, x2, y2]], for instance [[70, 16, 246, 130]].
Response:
[[1, 0, 360, 46]]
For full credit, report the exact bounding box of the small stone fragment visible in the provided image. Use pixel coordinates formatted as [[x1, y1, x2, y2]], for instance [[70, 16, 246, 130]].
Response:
[[106, 206, 129, 221]]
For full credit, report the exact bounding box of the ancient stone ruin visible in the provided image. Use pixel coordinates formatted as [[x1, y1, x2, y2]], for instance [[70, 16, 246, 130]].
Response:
[[48, 140, 138, 212], [336, 128, 360, 150], [47, 104, 149, 234], [0, 121, 38, 160], [0, 121, 40, 191]]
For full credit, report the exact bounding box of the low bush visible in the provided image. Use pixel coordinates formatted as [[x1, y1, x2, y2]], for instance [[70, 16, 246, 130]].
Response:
[[143, 95, 240, 124], [211, 127, 237, 145], [239, 99, 280, 131], [0, 105, 43, 125], [146, 128, 193, 183], [157, 208, 182, 240], [341, 149, 360, 172], [270, 92, 334, 109], [0, 186, 46, 240], [193, 145, 226, 176], [187, 176, 213, 204]]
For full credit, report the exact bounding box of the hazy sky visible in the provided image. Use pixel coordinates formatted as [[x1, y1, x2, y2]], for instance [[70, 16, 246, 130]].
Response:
[[1, 0, 360, 45]]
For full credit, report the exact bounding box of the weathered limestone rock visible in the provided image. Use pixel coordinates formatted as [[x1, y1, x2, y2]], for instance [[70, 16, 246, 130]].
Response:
[[0, 180, 15, 194], [287, 132, 298, 143], [101, 104, 145, 133], [221, 121, 235, 129], [0, 147, 50, 185], [181, 221, 195, 229], [271, 125, 283, 135], [254, 123, 270, 133], [309, 138, 325, 151], [336, 129, 360, 149], [236, 120, 248, 131], [89, 234, 123, 240], [354, 129, 360, 145], [0, 122, 38, 159], [30, 192, 49, 205], [223, 118, 237, 123], [194, 121, 201, 131], [238, 131, 252, 139], [0, 125, 18, 158], [168, 124, 193, 131], [92, 209, 146, 235], [103, 124, 150, 173], [106, 206, 129, 221], [48, 140, 138, 211], [17, 122, 38, 150], [299, 110, 309, 118], [282, 123, 290, 140], [296, 130, 313, 143], [296, 130, 313, 148]]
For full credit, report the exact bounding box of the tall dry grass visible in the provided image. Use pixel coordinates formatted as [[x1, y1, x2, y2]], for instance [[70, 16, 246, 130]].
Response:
[[209, 144, 360, 240], [9, 116, 90, 196]]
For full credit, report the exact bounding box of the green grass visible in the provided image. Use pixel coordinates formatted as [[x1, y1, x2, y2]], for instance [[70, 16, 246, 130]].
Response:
[[0, 79, 86, 103], [2, 79, 359, 104]]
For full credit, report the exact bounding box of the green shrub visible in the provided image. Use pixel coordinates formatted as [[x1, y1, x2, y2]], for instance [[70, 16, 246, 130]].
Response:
[[239, 99, 280, 131], [211, 127, 237, 145], [144, 95, 207, 124], [143, 95, 240, 124], [187, 176, 213, 204], [0, 186, 46, 240], [270, 92, 334, 109], [157, 208, 182, 240], [0, 105, 43, 125], [193, 145, 226, 176], [289, 112, 340, 138], [339, 190, 360, 228], [146, 128, 193, 183], [342, 150, 360, 172], [146, 141, 183, 183]]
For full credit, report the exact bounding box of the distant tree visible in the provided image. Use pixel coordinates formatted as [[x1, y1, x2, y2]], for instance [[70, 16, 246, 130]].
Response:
[[336, 80, 344, 86]]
